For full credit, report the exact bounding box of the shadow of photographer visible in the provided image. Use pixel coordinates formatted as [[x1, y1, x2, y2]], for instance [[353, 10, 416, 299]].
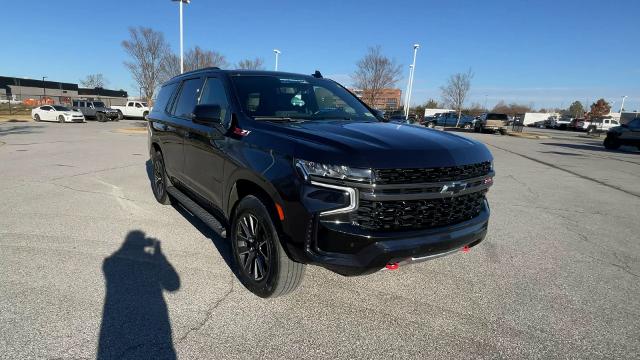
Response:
[[98, 230, 180, 360]]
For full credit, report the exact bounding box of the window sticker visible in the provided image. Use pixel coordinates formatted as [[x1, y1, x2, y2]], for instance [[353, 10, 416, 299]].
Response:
[[291, 94, 305, 107]]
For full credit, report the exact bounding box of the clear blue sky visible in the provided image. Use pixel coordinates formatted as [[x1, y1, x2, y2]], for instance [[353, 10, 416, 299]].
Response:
[[2, 0, 639, 111]]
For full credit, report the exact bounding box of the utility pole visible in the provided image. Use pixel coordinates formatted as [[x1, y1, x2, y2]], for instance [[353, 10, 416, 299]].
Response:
[[620, 95, 628, 113], [42, 76, 47, 104]]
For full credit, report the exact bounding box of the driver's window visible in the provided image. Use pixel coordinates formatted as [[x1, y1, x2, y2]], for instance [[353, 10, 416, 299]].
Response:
[[135, 103, 142, 108]]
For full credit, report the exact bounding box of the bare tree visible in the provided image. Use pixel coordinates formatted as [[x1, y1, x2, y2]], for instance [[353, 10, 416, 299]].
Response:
[[159, 52, 180, 83], [440, 69, 474, 127], [122, 27, 170, 103], [236, 58, 265, 70], [80, 73, 108, 88], [185, 46, 229, 71], [351, 46, 402, 107]]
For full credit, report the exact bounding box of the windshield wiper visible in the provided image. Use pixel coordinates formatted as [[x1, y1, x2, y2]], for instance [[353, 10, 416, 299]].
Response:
[[253, 116, 304, 122]]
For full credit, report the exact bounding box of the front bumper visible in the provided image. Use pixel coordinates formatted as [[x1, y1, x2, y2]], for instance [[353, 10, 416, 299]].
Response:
[[303, 202, 489, 276]]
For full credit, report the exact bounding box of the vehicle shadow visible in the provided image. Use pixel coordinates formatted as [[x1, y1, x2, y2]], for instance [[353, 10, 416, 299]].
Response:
[[145, 160, 236, 274], [98, 230, 180, 360], [540, 142, 640, 154]]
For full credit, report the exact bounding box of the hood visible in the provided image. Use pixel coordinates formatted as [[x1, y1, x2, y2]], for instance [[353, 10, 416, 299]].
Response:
[[257, 120, 493, 169]]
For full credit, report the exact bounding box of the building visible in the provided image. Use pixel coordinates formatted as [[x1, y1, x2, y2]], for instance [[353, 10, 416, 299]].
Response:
[[349, 88, 402, 110], [0, 76, 127, 107]]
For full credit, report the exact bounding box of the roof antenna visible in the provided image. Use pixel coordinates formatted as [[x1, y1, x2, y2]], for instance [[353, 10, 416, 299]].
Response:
[[312, 70, 323, 78]]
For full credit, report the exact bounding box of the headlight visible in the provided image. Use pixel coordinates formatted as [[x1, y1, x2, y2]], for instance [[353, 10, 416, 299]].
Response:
[[295, 159, 372, 182]]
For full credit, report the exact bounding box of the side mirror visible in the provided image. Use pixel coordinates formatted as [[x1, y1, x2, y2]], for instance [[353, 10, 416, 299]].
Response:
[[192, 104, 222, 125]]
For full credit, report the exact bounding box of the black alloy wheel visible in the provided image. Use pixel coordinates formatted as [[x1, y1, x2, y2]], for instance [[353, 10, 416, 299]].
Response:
[[235, 214, 272, 282], [151, 150, 171, 204]]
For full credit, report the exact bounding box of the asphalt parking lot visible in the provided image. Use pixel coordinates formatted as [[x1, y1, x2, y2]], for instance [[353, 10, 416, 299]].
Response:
[[1, 121, 638, 359]]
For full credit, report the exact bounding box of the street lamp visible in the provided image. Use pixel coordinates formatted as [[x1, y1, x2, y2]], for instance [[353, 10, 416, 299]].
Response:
[[273, 49, 281, 71], [403, 64, 413, 115], [172, 0, 190, 74], [620, 95, 628, 112], [405, 44, 420, 120]]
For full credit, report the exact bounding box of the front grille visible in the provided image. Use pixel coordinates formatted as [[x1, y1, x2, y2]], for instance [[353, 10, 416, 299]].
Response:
[[353, 190, 486, 231], [374, 161, 491, 184]]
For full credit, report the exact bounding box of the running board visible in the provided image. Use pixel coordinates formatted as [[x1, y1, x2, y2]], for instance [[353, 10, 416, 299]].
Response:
[[166, 186, 227, 237]]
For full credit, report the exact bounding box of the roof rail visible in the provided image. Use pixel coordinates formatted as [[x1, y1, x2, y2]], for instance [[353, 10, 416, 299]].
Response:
[[177, 67, 221, 77]]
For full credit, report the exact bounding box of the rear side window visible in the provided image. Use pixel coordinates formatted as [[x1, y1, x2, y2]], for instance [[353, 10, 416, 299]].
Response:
[[152, 82, 178, 114], [172, 78, 203, 118]]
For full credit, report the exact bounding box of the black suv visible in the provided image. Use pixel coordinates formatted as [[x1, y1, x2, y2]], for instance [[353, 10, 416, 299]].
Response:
[[148, 68, 494, 297]]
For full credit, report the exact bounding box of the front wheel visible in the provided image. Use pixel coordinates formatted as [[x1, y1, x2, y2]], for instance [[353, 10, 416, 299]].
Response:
[[58, 115, 65, 123], [231, 195, 305, 298], [143, 111, 149, 119], [427, 122, 435, 128], [463, 123, 472, 129], [116, 110, 124, 120], [96, 113, 105, 122], [34, 114, 40, 122], [603, 136, 620, 150]]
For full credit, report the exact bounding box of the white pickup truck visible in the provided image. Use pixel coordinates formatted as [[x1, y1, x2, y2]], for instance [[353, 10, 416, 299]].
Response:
[[112, 101, 150, 119], [576, 117, 620, 134]]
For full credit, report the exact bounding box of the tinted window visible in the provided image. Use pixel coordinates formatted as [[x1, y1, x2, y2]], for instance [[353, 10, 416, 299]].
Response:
[[127, 102, 133, 106], [172, 78, 203, 118], [135, 103, 142, 108], [41, 106, 52, 111], [52, 106, 70, 111], [199, 77, 229, 122], [487, 113, 508, 120], [152, 82, 179, 114], [628, 119, 640, 129], [93, 101, 106, 107]]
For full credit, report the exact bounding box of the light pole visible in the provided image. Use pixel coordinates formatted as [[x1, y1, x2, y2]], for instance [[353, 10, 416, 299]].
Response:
[[620, 95, 628, 112], [173, 0, 190, 74], [42, 76, 47, 103], [403, 64, 413, 116], [273, 49, 281, 71], [484, 95, 488, 111], [405, 44, 420, 120]]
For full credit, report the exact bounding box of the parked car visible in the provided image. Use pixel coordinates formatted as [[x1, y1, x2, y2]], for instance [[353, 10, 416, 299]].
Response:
[[603, 118, 640, 150], [31, 105, 85, 123], [474, 113, 509, 134], [72, 100, 119, 122], [425, 112, 474, 128], [148, 68, 495, 297], [552, 117, 573, 130], [112, 101, 150, 119], [576, 117, 620, 134]]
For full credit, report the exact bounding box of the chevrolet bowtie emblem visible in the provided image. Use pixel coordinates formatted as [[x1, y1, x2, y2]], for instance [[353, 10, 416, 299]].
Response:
[[441, 182, 467, 195]]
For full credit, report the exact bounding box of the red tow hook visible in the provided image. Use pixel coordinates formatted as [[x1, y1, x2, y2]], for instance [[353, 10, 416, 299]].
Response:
[[462, 245, 470, 254], [385, 263, 399, 270]]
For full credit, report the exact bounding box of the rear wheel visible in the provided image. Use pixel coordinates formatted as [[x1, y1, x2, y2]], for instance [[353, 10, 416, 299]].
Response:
[[603, 136, 620, 150], [151, 150, 172, 205], [34, 114, 40, 122], [231, 195, 305, 298], [58, 115, 65, 123]]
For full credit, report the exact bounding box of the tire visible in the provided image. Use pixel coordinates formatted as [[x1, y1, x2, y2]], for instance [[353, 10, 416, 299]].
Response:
[[463, 123, 472, 129], [34, 114, 40, 122], [96, 112, 105, 122], [499, 129, 507, 135], [143, 111, 149, 119], [603, 136, 621, 150], [151, 150, 172, 205], [427, 122, 435, 128], [116, 110, 124, 120], [231, 195, 305, 298], [58, 115, 65, 123]]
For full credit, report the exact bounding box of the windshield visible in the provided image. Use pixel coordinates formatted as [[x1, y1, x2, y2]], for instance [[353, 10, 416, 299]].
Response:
[[141, 102, 148, 107], [92, 102, 106, 107], [487, 113, 508, 120], [52, 105, 70, 111], [230, 75, 376, 121]]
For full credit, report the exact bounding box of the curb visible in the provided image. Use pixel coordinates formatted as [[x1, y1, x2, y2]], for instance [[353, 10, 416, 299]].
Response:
[[507, 132, 551, 140]]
